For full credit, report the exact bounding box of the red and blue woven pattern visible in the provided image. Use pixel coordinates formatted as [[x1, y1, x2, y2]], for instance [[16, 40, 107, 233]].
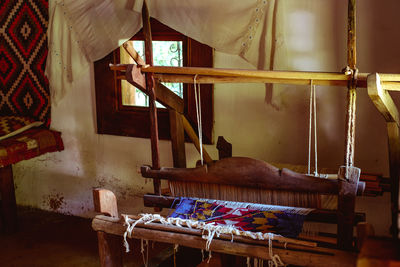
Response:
[[0, 0, 50, 126], [170, 198, 306, 238]]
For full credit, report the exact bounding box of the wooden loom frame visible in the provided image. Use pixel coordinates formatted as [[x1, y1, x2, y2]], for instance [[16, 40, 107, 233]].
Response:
[[92, 0, 400, 266]]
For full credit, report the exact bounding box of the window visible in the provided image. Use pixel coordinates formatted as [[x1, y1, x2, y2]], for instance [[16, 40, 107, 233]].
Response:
[[94, 19, 213, 143]]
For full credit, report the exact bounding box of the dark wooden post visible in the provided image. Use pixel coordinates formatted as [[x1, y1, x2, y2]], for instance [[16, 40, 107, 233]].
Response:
[[0, 165, 17, 233], [142, 1, 161, 195], [169, 109, 186, 168], [337, 0, 357, 250], [344, 0, 357, 169], [216, 136, 232, 160], [337, 166, 360, 250]]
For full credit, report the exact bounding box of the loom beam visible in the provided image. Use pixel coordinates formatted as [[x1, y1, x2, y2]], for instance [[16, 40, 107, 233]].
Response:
[[115, 63, 400, 90], [141, 157, 365, 195]]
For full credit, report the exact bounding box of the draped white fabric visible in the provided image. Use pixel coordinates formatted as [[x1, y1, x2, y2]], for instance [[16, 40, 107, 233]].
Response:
[[46, 0, 277, 103]]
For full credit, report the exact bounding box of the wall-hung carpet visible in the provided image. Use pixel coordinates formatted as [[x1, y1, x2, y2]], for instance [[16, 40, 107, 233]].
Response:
[[0, 0, 50, 126]]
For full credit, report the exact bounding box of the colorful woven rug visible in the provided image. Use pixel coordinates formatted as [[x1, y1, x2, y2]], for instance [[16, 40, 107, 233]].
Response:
[[0, 127, 63, 167], [0, 0, 50, 126], [0, 115, 43, 141], [169, 198, 310, 238]]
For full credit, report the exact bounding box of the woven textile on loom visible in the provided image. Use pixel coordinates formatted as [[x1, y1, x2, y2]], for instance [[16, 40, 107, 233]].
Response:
[[169, 198, 313, 238]]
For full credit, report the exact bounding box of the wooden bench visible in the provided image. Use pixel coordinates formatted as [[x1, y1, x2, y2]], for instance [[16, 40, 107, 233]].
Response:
[[0, 127, 64, 233]]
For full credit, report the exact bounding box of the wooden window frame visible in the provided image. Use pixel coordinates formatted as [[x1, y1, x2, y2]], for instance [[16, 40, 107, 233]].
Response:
[[94, 19, 213, 143]]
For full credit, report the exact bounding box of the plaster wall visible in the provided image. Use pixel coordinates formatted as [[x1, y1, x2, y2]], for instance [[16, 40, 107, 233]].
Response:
[[13, 0, 400, 236]]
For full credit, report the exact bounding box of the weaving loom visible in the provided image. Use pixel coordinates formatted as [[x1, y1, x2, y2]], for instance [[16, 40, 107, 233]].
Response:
[[92, 0, 400, 266]]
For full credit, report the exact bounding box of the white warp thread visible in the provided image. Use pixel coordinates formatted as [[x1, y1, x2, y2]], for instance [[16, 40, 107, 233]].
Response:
[[123, 213, 286, 266], [191, 198, 314, 216]]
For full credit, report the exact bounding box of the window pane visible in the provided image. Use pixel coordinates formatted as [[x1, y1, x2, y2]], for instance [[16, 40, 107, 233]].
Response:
[[120, 40, 183, 107]]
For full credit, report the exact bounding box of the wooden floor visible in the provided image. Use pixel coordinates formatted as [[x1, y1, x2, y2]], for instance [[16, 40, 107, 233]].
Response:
[[0, 207, 204, 267]]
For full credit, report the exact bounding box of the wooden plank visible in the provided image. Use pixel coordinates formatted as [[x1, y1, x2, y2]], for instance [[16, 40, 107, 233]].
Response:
[[169, 109, 186, 168], [124, 65, 184, 113], [155, 82, 184, 114], [142, 66, 352, 81], [141, 157, 364, 194], [125, 64, 146, 90], [97, 231, 123, 267], [92, 215, 357, 267], [142, 194, 366, 224], [142, 1, 161, 195], [181, 114, 213, 164], [343, 0, 358, 172], [216, 136, 232, 159], [0, 165, 17, 233], [382, 81, 400, 91], [122, 41, 146, 66], [347, 0, 357, 69], [123, 214, 317, 248], [111, 64, 364, 82], [109, 64, 400, 90], [379, 74, 400, 82], [387, 122, 400, 238], [368, 73, 400, 127], [337, 180, 358, 250], [153, 74, 360, 87], [93, 189, 119, 218], [337, 165, 361, 250]]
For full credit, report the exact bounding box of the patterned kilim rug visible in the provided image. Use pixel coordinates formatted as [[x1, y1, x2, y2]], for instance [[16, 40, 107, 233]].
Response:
[[169, 198, 310, 238], [0, 0, 50, 126]]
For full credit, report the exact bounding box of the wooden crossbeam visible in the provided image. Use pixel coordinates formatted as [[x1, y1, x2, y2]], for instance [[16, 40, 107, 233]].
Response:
[[368, 73, 400, 127], [112, 64, 400, 90], [141, 157, 365, 195]]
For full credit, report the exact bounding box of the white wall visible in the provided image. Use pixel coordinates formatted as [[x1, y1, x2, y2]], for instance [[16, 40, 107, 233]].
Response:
[[14, 0, 400, 236]]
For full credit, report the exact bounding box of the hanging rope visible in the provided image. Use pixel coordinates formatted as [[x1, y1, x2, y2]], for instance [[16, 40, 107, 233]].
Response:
[[307, 81, 313, 175], [194, 74, 204, 165], [307, 81, 319, 176], [313, 83, 318, 176], [344, 67, 358, 180]]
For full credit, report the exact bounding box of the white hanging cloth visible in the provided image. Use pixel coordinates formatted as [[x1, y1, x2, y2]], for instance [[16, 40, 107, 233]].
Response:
[[46, 0, 277, 103]]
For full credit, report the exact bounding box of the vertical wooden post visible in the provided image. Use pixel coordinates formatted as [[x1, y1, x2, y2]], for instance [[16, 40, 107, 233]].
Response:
[[216, 136, 232, 160], [344, 0, 357, 169], [0, 165, 17, 234], [97, 232, 123, 267], [347, 0, 356, 71], [169, 109, 186, 168], [93, 189, 123, 267], [387, 122, 400, 238], [142, 1, 161, 195], [337, 166, 360, 250], [338, 0, 358, 250]]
